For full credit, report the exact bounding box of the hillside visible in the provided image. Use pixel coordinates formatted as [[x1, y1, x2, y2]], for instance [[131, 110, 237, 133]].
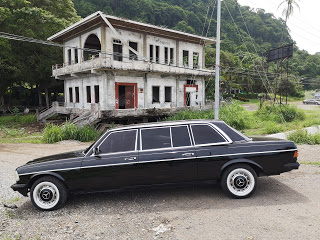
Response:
[[73, 0, 292, 54]]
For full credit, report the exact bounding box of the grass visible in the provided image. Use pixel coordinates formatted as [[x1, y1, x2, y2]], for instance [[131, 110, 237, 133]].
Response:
[[43, 122, 100, 143], [0, 114, 36, 125], [287, 129, 320, 145], [300, 161, 320, 166]]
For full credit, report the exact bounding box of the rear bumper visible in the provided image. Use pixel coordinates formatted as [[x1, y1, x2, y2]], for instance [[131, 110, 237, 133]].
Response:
[[283, 162, 300, 172], [11, 183, 28, 197]]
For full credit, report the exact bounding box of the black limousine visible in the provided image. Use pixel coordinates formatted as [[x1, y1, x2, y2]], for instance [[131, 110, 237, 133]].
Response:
[[12, 120, 299, 210]]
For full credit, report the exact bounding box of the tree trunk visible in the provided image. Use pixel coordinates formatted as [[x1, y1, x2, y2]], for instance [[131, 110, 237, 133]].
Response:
[[45, 87, 49, 108], [37, 85, 42, 106]]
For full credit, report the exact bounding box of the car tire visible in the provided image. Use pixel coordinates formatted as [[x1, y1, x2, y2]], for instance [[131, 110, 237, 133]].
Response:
[[221, 164, 257, 199], [30, 176, 68, 211]]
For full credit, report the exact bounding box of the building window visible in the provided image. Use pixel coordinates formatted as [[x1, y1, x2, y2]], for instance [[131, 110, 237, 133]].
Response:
[[94, 85, 99, 103], [152, 86, 160, 103], [113, 39, 123, 61], [165, 87, 172, 102], [86, 86, 91, 103], [193, 52, 199, 69], [170, 48, 174, 65], [68, 49, 72, 64], [183, 50, 189, 67], [74, 49, 78, 64], [155, 46, 159, 63], [75, 87, 79, 103], [129, 41, 138, 60], [69, 87, 73, 102], [149, 45, 154, 62], [164, 47, 168, 64]]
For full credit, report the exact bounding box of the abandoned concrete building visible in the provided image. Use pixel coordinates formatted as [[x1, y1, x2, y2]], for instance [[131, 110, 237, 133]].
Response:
[[40, 11, 215, 124]]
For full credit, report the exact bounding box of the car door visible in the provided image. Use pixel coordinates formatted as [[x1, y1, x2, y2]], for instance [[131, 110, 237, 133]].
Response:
[[190, 123, 232, 180], [138, 125, 197, 185], [79, 129, 140, 192]]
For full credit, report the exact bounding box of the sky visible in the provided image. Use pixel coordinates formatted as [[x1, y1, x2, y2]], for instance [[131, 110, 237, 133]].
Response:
[[237, 0, 320, 54]]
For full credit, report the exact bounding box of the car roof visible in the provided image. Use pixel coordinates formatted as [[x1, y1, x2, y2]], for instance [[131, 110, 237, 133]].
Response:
[[109, 119, 226, 131]]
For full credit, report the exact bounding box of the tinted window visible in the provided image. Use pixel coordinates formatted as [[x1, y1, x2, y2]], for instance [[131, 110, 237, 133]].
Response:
[[141, 127, 171, 150], [99, 130, 136, 153], [191, 124, 226, 145], [171, 126, 191, 147], [213, 122, 246, 142]]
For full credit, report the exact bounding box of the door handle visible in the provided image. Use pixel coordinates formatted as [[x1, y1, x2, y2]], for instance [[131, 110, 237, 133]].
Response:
[[182, 152, 195, 157], [124, 157, 137, 161]]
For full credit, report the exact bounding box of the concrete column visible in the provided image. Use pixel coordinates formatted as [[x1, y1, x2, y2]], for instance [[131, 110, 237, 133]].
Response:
[[176, 40, 179, 67], [202, 44, 206, 69], [143, 34, 147, 58], [176, 77, 179, 107], [101, 25, 106, 57], [144, 73, 148, 108]]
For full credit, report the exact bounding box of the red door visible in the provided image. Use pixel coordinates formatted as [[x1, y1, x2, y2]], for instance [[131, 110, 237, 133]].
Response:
[[125, 86, 135, 109]]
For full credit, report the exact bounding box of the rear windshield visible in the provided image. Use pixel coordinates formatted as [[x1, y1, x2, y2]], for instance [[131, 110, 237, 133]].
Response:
[[212, 121, 249, 142]]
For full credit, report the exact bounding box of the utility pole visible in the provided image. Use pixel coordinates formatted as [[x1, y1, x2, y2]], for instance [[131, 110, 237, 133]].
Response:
[[214, 0, 221, 120]]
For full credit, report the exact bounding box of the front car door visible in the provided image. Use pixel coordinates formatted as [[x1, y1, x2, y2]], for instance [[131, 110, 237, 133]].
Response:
[[138, 125, 197, 185], [79, 129, 140, 192]]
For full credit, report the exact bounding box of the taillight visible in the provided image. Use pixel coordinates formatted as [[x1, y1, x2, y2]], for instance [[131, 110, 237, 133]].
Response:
[[293, 150, 299, 158]]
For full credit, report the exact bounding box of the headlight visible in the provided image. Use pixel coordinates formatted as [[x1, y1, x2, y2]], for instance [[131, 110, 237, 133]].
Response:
[[14, 171, 20, 182]]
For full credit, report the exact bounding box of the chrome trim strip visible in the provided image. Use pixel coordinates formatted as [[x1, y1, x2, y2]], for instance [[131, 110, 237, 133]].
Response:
[[19, 148, 297, 176]]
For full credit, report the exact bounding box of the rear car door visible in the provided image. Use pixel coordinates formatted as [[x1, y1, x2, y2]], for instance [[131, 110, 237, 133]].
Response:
[[190, 123, 232, 180]]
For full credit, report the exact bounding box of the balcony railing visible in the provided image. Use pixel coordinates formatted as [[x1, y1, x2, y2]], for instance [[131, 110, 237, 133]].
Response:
[[52, 54, 214, 77]]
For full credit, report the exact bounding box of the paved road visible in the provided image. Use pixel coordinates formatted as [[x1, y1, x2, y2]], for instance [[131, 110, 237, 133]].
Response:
[[0, 143, 319, 240]]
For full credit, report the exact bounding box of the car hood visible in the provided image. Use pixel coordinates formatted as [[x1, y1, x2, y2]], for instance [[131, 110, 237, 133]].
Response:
[[25, 150, 84, 166]]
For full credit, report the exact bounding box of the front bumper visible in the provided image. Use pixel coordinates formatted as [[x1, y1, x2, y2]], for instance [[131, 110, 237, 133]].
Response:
[[11, 183, 28, 197], [283, 162, 300, 172]]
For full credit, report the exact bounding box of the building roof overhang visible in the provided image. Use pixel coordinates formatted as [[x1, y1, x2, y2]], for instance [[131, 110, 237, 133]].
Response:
[[48, 11, 215, 45]]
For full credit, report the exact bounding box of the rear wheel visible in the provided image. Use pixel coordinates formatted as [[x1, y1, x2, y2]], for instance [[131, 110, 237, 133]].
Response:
[[221, 164, 257, 199], [30, 176, 68, 211]]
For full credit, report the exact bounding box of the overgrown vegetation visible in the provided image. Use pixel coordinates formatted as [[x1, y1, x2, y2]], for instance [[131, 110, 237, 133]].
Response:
[[43, 122, 99, 143], [0, 114, 36, 125], [287, 130, 320, 145]]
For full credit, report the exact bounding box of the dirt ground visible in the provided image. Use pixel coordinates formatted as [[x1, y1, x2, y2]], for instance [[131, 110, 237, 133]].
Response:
[[0, 142, 320, 240]]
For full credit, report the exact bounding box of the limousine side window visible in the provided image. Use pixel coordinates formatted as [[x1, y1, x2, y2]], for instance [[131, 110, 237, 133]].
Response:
[[99, 130, 137, 153], [191, 124, 227, 145], [141, 127, 171, 150], [171, 126, 191, 147]]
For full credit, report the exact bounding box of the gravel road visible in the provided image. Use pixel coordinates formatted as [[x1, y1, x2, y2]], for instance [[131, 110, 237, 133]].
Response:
[[0, 142, 320, 240]]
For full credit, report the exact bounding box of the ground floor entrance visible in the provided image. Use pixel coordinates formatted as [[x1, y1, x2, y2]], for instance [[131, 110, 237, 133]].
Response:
[[115, 83, 138, 109]]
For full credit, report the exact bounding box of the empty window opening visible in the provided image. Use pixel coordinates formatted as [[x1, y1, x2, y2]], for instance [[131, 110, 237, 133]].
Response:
[[129, 41, 138, 60], [86, 86, 91, 103], [193, 52, 199, 69], [149, 45, 154, 62], [152, 86, 160, 103], [186, 92, 191, 106], [94, 85, 99, 103], [165, 87, 172, 102], [75, 87, 79, 103], [84, 34, 101, 61], [183, 50, 189, 66], [67, 49, 72, 64], [164, 47, 168, 64], [74, 49, 78, 64], [187, 79, 196, 85], [118, 84, 135, 109], [113, 39, 123, 61], [170, 48, 174, 64], [69, 87, 73, 102], [155, 46, 160, 63]]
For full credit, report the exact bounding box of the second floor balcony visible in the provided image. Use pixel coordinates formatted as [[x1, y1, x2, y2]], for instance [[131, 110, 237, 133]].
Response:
[[52, 54, 214, 78]]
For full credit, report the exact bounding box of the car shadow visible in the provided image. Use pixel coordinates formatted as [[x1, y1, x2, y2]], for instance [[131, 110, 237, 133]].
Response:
[[14, 177, 309, 217]]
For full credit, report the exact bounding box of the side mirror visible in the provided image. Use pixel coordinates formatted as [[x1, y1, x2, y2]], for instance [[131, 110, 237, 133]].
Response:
[[93, 147, 100, 156]]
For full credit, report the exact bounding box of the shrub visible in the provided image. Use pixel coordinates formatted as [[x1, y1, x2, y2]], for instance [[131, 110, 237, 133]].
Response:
[[287, 129, 320, 145], [165, 102, 252, 130], [264, 122, 285, 134], [256, 103, 305, 123], [43, 123, 99, 143]]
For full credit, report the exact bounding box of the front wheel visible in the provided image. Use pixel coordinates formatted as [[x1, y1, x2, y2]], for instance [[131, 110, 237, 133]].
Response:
[[221, 164, 257, 199], [30, 176, 68, 211]]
